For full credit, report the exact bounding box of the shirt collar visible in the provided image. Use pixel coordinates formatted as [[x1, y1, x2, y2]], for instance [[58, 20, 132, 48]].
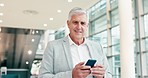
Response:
[[68, 35, 87, 46]]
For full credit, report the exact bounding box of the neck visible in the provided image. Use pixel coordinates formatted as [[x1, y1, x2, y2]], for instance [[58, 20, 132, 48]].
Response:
[[69, 35, 84, 45]]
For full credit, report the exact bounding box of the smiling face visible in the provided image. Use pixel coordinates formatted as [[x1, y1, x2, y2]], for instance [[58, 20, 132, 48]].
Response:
[[67, 13, 88, 41]]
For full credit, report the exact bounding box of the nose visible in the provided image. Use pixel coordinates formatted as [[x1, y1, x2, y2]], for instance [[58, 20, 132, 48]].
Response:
[[76, 22, 82, 29]]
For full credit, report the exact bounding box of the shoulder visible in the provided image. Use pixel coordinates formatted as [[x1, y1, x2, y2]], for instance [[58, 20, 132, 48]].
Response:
[[86, 39, 101, 46], [86, 39, 103, 51], [49, 38, 64, 44], [46, 37, 68, 47]]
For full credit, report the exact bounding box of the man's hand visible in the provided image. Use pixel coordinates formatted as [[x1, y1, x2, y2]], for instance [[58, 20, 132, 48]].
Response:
[[91, 64, 105, 78], [72, 62, 91, 78]]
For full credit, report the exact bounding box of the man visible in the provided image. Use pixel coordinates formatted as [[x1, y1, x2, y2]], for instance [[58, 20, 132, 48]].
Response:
[[38, 7, 112, 78]]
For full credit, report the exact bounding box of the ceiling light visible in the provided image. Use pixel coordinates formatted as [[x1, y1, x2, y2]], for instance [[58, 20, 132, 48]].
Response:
[[43, 24, 47, 27], [28, 50, 32, 55], [57, 10, 61, 13], [0, 3, 4, 7], [0, 20, 3, 23], [36, 31, 38, 33], [0, 13, 3, 16], [49, 18, 53, 21], [31, 39, 35, 42], [26, 61, 29, 64], [68, 0, 72, 2]]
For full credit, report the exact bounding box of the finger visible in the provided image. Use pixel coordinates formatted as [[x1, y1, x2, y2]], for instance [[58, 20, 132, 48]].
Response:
[[91, 70, 105, 75], [94, 64, 104, 68], [81, 69, 91, 73], [91, 67, 105, 71], [92, 74, 104, 78], [90, 68, 105, 75], [75, 62, 85, 69], [81, 66, 91, 70], [81, 70, 91, 78], [76, 62, 85, 66]]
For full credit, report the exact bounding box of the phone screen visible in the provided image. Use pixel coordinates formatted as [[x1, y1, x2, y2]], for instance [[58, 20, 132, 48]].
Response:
[[85, 59, 96, 67]]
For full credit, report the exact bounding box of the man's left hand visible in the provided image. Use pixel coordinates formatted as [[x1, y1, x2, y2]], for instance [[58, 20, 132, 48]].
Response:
[[90, 64, 105, 78]]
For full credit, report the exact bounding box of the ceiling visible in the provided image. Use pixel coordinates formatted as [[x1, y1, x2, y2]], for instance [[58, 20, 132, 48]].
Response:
[[0, 0, 99, 30]]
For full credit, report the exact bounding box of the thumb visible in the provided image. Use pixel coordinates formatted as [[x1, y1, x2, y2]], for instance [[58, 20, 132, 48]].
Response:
[[77, 62, 85, 66]]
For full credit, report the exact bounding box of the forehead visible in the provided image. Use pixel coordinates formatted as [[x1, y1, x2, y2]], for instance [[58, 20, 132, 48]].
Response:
[[70, 14, 88, 22]]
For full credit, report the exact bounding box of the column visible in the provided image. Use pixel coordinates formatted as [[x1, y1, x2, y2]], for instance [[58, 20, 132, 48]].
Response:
[[118, 0, 135, 78]]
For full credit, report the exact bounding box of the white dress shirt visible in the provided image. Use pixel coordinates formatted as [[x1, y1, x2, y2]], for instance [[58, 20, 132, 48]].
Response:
[[68, 36, 93, 78]]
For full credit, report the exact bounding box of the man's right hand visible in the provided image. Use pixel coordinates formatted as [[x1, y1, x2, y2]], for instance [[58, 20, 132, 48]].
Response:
[[72, 62, 91, 78]]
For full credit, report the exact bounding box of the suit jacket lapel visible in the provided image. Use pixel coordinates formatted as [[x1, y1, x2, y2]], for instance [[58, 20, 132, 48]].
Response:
[[86, 40, 97, 59], [62, 36, 73, 69]]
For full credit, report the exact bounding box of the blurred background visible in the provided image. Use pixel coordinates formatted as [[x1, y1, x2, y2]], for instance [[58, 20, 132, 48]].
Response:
[[0, 0, 148, 78]]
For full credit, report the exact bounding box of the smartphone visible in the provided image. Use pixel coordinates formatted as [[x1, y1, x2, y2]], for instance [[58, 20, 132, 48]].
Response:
[[85, 59, 97, 68]]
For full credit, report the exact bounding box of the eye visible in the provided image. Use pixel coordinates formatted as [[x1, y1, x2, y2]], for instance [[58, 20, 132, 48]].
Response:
[[73, 21, 79, 25], [81, 22, 86, 25]]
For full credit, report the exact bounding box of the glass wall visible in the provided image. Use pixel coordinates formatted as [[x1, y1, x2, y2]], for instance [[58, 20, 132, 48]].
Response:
[[143, 0, 148, 13], [87, 0, 148, 78], [143, 14, 148, 37], [89, 31, 108, 54]]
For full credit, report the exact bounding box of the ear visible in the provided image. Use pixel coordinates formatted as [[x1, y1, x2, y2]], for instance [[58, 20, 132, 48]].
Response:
[[67, 20, 70, 28]]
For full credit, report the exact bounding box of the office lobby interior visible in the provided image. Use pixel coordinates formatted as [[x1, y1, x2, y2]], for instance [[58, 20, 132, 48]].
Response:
[[0, 0, 148, 78]]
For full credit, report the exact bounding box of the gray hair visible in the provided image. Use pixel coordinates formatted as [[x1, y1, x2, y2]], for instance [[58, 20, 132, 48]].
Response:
[[68, 7, 89, 21]]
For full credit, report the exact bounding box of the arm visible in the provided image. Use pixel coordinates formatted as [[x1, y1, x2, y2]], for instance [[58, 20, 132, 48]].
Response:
[[90, 42, 112, 78], [90, 54, 112, 78], [99, 44, 112, 78], [102, 54, 112, 78]]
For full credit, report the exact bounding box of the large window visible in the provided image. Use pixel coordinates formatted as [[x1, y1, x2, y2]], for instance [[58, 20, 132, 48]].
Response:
[[89, 31, 108, 54], [112, 55, 120, 78], [143, 14, 148, 37], [91, 15, 107, 33], [87, 0, 148, 78], [55, 30, 65, 39], [145, 38, 148, 51], [146, 52, 148, 77], [89, 0, 106, 20], [110, 9, 119, 26], [143, 0, 148, 13], [110, 0, 118, 9], [111, 26, 120, 45], [111, 26, 120, 56]]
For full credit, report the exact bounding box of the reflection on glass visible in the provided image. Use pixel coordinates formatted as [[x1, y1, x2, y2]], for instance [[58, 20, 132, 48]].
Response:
[[111, 26, 120, 45]]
